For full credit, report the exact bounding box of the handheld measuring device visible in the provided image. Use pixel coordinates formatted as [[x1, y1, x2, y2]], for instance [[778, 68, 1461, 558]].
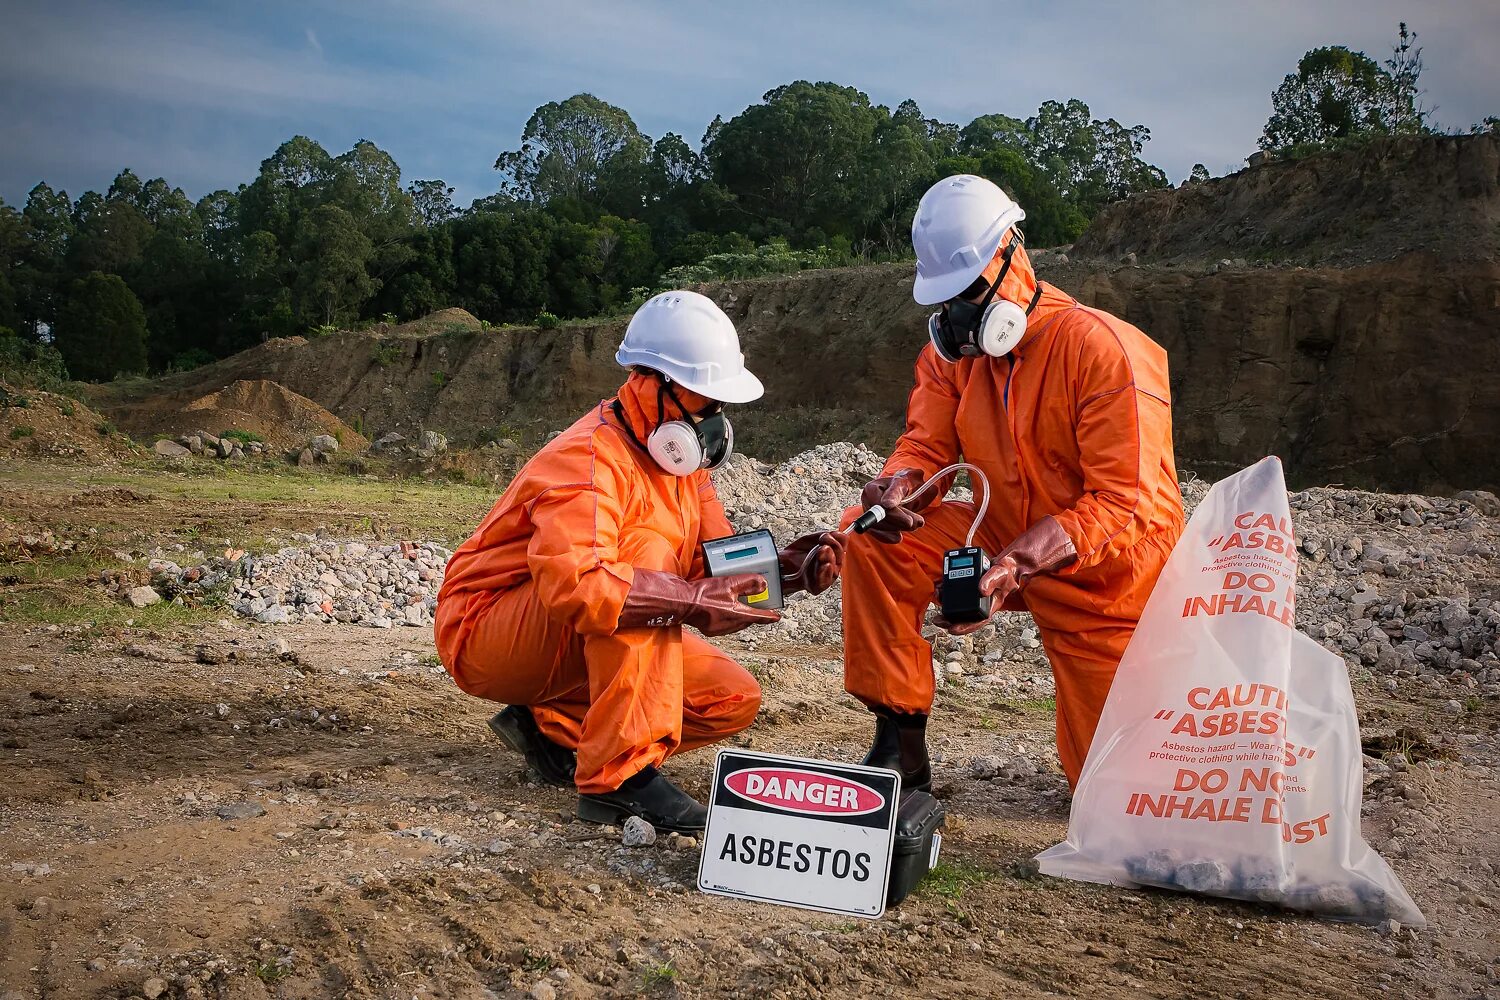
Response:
[[703, 529, 783, 610], [847, 463, 994, 626], [937, 546, 992, 624]]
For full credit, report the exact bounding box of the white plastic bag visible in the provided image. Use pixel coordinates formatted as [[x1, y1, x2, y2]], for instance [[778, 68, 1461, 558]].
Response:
[[1037, 457, 1423, 925]]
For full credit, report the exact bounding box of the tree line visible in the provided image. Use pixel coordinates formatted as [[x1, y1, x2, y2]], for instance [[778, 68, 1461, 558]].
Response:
[[0, 81, 1172, 381], [1, 23, 1491, 384]]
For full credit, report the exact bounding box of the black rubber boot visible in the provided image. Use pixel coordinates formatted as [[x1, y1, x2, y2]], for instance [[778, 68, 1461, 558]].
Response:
[[859, 708, 932, 795], [488, 705, 576, 788], [577, 766, 708, 834]]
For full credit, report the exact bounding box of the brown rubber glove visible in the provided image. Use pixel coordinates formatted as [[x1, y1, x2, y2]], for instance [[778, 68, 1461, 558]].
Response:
[[778, 531, 847, 595], [858, 469, 932, 544], [933, 516, 1078, 636], [618, 568, 781, 637]]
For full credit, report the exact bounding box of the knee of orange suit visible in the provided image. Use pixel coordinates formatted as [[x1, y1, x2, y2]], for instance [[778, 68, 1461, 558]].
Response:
[[721, 678, 762, 736]]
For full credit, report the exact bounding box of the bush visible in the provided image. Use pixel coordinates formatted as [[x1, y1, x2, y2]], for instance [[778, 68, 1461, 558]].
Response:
[[10, 425, 34, 439], [0, 330, 70, 391], [372, 341, 404, 366], [654, 238, 862, 291], [308, 323, 340, 338], [219, 428, 264, 444], [431, 371, 448, 389], [535, 310, 561, 330]]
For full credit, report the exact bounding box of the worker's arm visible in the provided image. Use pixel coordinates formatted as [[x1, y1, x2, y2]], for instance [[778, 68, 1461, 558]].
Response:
[[524, 434, 638, 635], [1051, 323, 1171, 572], [882, 344, 962, 479]]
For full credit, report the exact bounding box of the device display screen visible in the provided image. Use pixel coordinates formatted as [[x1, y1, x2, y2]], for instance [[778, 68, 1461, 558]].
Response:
[[948, 556, 973, 569], [724, 546, 760, 561]]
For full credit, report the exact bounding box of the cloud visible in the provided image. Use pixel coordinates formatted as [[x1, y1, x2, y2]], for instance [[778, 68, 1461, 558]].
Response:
[[305, 27, 323, 57]]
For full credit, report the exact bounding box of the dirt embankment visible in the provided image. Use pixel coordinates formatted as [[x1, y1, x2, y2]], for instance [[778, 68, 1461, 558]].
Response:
[[105, 379, 367, 454], [1073, 133, 1500, 267]]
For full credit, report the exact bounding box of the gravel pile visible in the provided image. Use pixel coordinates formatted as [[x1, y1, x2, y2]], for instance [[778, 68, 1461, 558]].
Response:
[[134, 442, 1500, 706], [143, 539, 451, 628]]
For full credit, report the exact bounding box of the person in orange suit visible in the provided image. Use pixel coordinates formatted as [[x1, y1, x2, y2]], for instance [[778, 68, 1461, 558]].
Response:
[[436, 290, 845, 832], [845, 175, 1185, 792]]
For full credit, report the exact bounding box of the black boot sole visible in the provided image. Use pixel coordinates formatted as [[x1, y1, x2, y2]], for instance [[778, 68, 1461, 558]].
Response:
[[488, 710, 575, 788], [576, 795, 707, 835]]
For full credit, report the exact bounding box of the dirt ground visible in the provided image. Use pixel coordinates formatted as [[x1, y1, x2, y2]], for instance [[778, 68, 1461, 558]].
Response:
[[3, 459, 1498, 999]]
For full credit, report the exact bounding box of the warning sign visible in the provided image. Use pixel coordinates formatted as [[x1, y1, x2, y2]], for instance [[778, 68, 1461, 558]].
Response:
[[697, 749, 898, 918]]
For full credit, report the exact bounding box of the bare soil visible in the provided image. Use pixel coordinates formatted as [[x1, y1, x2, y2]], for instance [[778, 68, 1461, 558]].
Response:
[[2, 461, 1498, 999]]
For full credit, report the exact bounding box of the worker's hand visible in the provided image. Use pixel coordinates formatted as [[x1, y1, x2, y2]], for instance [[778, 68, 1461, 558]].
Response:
[[779, 531, 847, 595], [685, 574, 782, 636], [618, 568, 780, 637], [930, 559, 1015, 636], [858, 469, 929, 544]]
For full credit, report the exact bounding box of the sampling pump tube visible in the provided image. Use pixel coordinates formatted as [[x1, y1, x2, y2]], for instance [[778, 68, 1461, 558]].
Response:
[[848, 463, 995, 624]]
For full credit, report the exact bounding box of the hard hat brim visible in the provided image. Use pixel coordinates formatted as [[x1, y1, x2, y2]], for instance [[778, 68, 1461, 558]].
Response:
[[698, 368, 764, 404], [913, 267, 986, 306]]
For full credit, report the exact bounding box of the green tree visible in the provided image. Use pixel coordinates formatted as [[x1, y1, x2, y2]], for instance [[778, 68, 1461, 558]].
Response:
[[408, 179, 456, 227], [13, 183, 74, 337], [1188, 163, 1211, 184], [52, 272, 148, 381], [292, 204, 375, 328], [1257, 37, 1428, 150], [494, 94, 650, 204]]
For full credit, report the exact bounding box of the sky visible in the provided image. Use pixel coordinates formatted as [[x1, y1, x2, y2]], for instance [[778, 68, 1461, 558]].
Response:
[[2, 0, 1498, 209]]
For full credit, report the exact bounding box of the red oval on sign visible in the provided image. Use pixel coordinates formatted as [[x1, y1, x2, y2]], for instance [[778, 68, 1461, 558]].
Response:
[[724, 767, 885, 817]]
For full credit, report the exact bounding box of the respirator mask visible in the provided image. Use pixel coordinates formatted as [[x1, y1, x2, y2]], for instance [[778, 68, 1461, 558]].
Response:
[[927, 236, 1039, 362], [644, 378, 734, 476]]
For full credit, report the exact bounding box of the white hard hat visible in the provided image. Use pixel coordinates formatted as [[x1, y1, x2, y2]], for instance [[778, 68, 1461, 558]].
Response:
[[615, 290, 764, 404], [911, 175, 1026, 305]]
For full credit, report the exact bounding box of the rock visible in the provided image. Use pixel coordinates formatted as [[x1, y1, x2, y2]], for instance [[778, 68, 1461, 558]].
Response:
[[152, 439, 191, 459], [216, 802, 267, 821], [197, 430, 220, 448], [621, 816, 657, 847], [143, 977, 169, 999], [216, 438, 234, 459], [1247, 150, 1273, 168], [1174, 860, 1231, 893], [28, 896, 53, 919], [1124, 849, 1178, 885], [310, 434, 339, 454], [256, 605, 291, 625], [530, 982, 557, 1000], [182, 434, 203, 454], [86, 957, 107, 972], [1120, 252, 1138, 266], [416, 430, 448, 457], [969, 755, 1003, 780], [1455, 490, 1500, 516], [372, 431, 406, 453], [125, 586, 162, 608], [296, 448, 315, 468]]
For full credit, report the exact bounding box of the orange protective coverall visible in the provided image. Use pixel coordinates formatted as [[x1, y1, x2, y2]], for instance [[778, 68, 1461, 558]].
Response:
[[435, 374, 760, 793], [842, 244, 1184, 786]]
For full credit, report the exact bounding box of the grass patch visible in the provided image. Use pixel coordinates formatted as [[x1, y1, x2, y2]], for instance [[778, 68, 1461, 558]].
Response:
[[219, 428, 264, 444], [2, 460, 498, 546], [641, 961, 677, 988], [0, 585, 225, 628], [9, 425, 34, 439], [1014, 696, 1057, 713], [918, 859, 995, 901], [251, 960, 291, 985], [521, 948, 553, 973]]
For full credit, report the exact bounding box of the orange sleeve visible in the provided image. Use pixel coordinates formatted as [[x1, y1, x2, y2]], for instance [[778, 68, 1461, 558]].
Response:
[[524, 430, 638, 635], [1051, 323, 1171, 572], [883, 344, 961, 480], [688, 473, 735, 579]]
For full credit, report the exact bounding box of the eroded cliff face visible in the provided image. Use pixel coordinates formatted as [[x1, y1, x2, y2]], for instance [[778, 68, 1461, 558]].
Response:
[[1072, 134, 1500, 267], [94, 253, 1499, 493]]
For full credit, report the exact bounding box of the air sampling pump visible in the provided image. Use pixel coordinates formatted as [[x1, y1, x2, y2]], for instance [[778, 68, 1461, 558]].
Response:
[[849, 463, 994, 625]]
